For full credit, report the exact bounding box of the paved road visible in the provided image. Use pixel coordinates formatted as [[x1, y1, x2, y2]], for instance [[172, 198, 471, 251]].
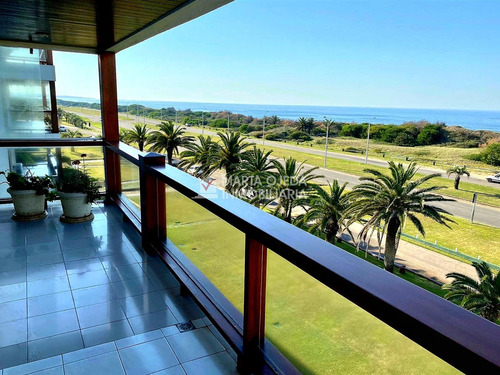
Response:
[[66, 108, 500, 227], [314, 166, 500, 228]]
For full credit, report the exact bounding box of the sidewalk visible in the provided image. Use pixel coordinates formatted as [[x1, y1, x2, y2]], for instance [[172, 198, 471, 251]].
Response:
[[342, 222, 477, 284]]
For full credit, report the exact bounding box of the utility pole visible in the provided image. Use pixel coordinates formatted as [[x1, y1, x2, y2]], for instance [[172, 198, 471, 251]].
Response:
[[471, 193, 478, 223], [365, 117, 375, 164], [262, 115, 266, 145], [324, 118, 331, 168]]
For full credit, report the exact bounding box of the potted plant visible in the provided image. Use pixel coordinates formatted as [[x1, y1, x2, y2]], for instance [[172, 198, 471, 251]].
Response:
[[57, 155, 100, 223], [0, 170, 55, 221]]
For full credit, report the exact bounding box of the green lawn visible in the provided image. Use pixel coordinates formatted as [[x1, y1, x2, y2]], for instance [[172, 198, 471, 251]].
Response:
[[403, 215, 500, 266], [159, 187, 458, 375]]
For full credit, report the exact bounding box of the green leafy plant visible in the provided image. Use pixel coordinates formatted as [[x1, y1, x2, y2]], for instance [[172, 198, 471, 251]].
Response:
[[0, 170, 55, 200], [57, 155, 100, 204], [443, 261, 500, 322]]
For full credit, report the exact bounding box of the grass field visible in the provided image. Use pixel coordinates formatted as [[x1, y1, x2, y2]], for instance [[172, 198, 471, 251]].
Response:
[[404, 215, 500, 266], [160, 187, 458, 375], [293, 137, 496, 175]]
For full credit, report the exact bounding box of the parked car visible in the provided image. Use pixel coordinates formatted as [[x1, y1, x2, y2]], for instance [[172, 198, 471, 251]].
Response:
[[486, 173, 500, 183]]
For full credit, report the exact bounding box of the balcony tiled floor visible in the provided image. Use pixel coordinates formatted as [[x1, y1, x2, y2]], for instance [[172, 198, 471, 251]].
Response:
[[0, 203, 238, 374]]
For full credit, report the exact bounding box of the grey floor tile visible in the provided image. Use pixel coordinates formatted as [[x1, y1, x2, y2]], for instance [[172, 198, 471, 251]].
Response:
[[60, 238, 98, 252], [115, 329, 163, 349], [28, 331, 84, 362], [4, 355, 62, 375], [182, 352, 238, 375], [207, 325, 231, 351], [64, 351, 125, 375], [28, 310, 79, 341], [28, 276, 70, 298], [0, 246, 27, 260], [68, 269, 109, 290], [0, 299, 27, 324], [128, 309, 178, 335], [162, 288, 204, 322], [27, 252, 63, 268], [161, 326, 180, 337], [105, 264, 146, 283], [26, 243, 60, 256], [72, 284, 117, 308], [65, 258, 103, 275], [119, 292, 168, 318], [118, 338, 179, 375], [62, 248, 98, 262], [0, 319, 27, 348], [30, 366, 64, 375], [150, 365, 186, 375], [0, 270, 26, 287], [111, 276, 156, 298], [63, 342, 116, 364], [76, 300, 126, 329], [28, 291, 75, 317], [27, 263, 67, 282], [0, 282, 26, 303], [167, 328, 225, 363], [100, 252, 137, 269], [0, 258, 26, 274], [81, 320, 133, 347], [147, 272, 179, 291], [0, 342, 27, 369]]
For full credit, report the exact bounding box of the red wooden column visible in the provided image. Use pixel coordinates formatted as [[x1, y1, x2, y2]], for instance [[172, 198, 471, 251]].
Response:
[[241, 236, 268, 372], [98, 52, 121, 196], [139, 153, 166, 252], [45, 51, 59, 133]]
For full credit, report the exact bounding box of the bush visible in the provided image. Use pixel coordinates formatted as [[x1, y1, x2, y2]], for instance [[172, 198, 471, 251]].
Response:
[[339, 124, 366, 138], [290, 131, 312, 141], [417, 124, 447, 145], [470, 143, 500, 166], [394, 132, 417, 147]]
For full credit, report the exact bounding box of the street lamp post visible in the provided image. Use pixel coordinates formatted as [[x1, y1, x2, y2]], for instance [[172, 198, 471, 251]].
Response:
[[324, 118, 331, 168], [364, 117, 375, 164], [262, 115, 266, 145], [365, 123, 371, 164]]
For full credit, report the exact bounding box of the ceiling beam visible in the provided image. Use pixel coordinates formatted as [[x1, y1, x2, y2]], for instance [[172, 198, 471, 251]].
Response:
[[105, 0, 233, 53]]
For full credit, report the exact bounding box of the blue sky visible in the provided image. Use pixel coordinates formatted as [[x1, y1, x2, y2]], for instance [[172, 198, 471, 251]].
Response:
[[54, 0, 500, 110]]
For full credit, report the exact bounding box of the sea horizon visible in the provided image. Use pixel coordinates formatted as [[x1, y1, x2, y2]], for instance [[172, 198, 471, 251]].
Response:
[[59, 96, 500, 132]]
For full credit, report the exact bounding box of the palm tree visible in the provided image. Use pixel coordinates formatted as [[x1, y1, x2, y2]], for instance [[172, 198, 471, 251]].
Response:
[[232, 147, 275, 206], [148, 121, 194, 165], [347, 161, 454, 272], [443, 261, 500, 322], [179, 135, 218, 178], [299, 180, 351, 244], [270, 157, 322, 223], [61, 129, 83, 151], [447, 165, 470, 190], [211, 132, 251, 191], [123, 124, 149, 151]]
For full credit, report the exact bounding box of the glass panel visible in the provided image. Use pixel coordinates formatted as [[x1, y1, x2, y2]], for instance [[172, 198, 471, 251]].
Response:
[[120, 156, 141, 210], [266, 250, 459, 375], [0, 146, 104, 199], [166, 185, 245, 311]]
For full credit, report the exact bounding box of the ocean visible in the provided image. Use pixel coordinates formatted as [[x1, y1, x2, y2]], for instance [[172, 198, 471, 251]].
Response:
[[60, 96, 500, 132]]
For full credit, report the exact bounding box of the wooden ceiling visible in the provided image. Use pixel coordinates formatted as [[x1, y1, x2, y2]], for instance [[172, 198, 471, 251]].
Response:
[[0, 0, 232, 54]]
